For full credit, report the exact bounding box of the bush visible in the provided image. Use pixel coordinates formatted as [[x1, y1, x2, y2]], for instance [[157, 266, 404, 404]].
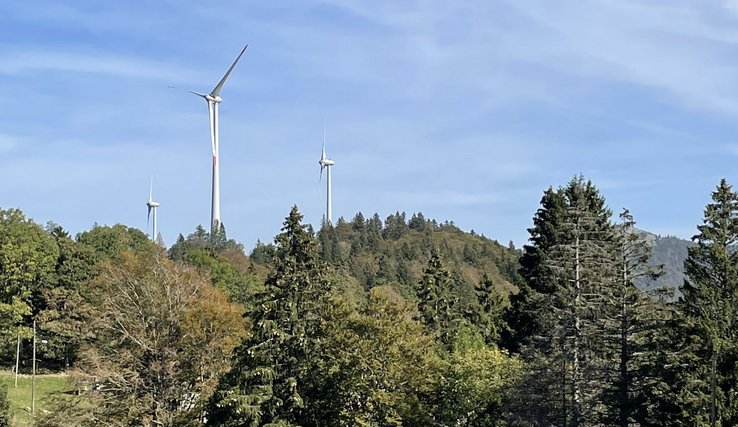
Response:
[[0, 382, 9, 427]]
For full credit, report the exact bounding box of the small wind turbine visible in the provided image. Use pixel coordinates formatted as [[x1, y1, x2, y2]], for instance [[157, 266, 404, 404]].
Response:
[[187, 44, 248, 234], [319, 122, 335, 224], [146, 178, 160, 240]]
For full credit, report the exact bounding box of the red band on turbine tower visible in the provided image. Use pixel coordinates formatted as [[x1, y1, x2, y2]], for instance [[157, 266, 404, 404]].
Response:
[[213, 155, 217, 166]]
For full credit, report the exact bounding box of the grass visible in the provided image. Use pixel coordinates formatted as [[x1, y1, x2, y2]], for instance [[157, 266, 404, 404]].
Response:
[[1, 370, 69, 427]]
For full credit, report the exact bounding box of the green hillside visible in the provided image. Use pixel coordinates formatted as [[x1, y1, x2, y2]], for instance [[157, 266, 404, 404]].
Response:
[[314, 212, 520, 302]]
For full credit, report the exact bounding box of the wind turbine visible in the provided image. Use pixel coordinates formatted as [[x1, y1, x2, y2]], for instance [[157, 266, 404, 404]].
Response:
[[319, 123, 335, 224], [188, 44, 248, 234], [146, 178, 160, 241]]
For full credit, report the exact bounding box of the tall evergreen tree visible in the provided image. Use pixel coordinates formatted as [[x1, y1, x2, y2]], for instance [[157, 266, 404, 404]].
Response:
[[468, 274, 507, 345], [679, 179, 738, 425], [601, 209, 665, 426], [507, 177, 619, 426], [416, 249, 460, 349], [207, 206, 333, 426], [505, 187, 566, 353]]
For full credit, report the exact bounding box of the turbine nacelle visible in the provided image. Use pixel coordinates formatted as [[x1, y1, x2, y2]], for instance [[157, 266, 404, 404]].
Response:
[[205, 94, 223, 104], [146, 200, 160, 208], [319, 158, 335, 167], [189, 92, 223, 104]]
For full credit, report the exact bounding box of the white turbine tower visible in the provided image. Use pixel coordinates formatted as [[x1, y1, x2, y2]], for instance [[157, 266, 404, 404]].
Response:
[[146, 178, 160, 241], [188, 44, 248, 234], [319, 124, 335, 225]]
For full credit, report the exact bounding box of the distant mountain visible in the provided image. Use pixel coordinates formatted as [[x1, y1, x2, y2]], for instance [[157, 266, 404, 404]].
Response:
[[638, 230, 694, 298]]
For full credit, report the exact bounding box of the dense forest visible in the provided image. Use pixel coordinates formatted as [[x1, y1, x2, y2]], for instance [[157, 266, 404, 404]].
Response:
[[0, 175, 737, 426]]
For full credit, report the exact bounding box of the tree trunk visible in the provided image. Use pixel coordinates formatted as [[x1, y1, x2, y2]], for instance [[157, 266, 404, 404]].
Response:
[[619, 240, 629, 427], [711, 346, 717, 427], [572, 233, 581, 426]]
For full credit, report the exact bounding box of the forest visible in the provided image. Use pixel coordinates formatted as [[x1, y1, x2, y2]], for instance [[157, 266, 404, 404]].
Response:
[[0, 175, 736, 426]]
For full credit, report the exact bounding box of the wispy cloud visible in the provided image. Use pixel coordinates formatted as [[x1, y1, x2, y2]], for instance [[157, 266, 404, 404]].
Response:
[[0, 134, 21, 154], [0, 48, 203, 83], [385, 190, 506, 207]]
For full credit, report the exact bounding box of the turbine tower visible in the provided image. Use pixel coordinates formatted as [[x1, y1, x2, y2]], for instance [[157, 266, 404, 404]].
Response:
[[319, 124, 335, 224], [188, 44, 248, 234], [146, 178, 160, 241]]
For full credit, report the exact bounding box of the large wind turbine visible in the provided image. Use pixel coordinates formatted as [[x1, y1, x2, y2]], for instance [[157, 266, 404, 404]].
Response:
[[146, 178, 160, 240], [188, 44, 248, 234], [319, 124, 335, 224]]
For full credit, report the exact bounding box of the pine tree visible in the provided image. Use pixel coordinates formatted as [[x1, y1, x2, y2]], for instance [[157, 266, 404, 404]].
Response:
[[507, 177, 619, 426], [416, 249, 460, 349], [467, 274, 506, 345], [207, 206, 332, 426], [600, 209, 666, 426], [679, 179, 738, 425], [505, 187, 566, 353]]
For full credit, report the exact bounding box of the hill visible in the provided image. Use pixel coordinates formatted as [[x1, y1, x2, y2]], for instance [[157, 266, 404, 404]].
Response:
[[639, 230, 694, 297], [249, 212, 522, 310]]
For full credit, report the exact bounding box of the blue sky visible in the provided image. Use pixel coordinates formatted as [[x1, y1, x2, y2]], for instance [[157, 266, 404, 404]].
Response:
[[2, 0, 738, 249]]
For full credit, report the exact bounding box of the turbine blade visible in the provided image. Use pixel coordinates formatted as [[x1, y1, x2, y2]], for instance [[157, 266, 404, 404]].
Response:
[[320, 165, 324, 182], [188, 89, 208, 98], [322, 119, 327, 160], [149, 177, 154, 202], [147, 206, 152, 228], [211, 44, 248, 98]]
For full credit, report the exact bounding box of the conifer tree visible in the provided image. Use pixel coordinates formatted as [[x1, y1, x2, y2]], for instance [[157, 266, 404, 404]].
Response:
[[416, 249, 460, 349], [507, 177, 619, 426], [679, 179, 738, 425], [601, 209, 665, 426], [467, 274, 506, 345], [505, 187, 566, 353], [207, 206, 332, 426]]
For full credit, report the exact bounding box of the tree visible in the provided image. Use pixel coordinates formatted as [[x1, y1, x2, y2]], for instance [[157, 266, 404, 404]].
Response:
[[75, 224, 149, 262], [383, 212, 408, 240], [0, 382, 8, 427], [409, 212, 428, 232], [436, 325, 523, 426], [311, 286, 439, 426], [249, 239, 276, 265], [468, 274, 507, 345], [36, 226, 96, 369], [601, 209, 666, 426], [416, 249, 461, 349], [317, 222, 343, 265], [44, 247, 246, 426], [507, 177, 619, 426], [679, 179, 738, 425], [0, 209, 58, 358], [505, 186, 566, 353], [169, 225, 244, 262], [207, 206, 333, 426], [181, 248, 262, 307]]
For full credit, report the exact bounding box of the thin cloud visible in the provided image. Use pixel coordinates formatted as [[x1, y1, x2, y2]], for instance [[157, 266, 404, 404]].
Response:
[[0, 48, 203, 83], [0, 134, 21, 154], [385, 190, 505, 207]]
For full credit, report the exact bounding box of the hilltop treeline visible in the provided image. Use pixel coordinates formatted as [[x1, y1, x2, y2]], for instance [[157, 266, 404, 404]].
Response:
[[0, 176, 737, 426]]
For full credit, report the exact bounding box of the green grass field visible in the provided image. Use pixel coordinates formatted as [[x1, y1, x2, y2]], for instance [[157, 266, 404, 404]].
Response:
[[1, 371, 69, 427]]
